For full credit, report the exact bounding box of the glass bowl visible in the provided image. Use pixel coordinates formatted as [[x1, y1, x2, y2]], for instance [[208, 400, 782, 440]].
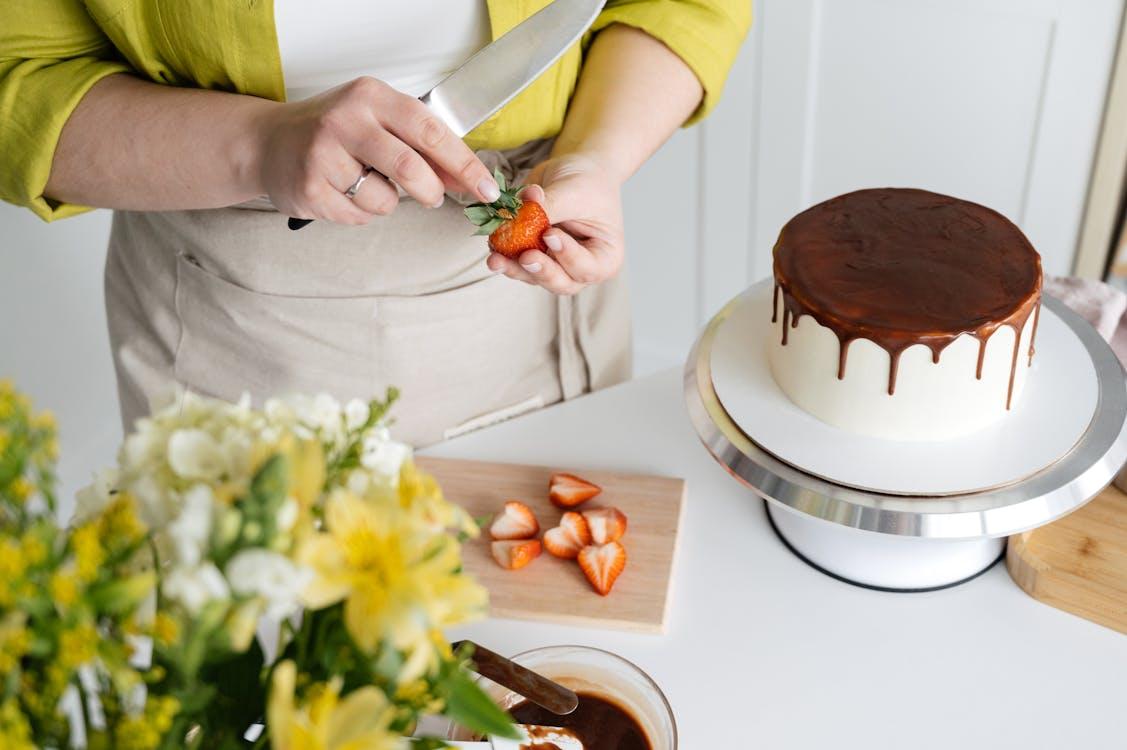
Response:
[[445, 644, 677, 749]]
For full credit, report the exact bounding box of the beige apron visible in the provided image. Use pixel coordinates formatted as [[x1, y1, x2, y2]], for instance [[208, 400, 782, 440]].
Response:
[[103, 143, 632, 446]]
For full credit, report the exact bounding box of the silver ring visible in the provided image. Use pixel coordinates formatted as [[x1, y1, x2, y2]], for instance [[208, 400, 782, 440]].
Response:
[[344, 166, 374, 199]]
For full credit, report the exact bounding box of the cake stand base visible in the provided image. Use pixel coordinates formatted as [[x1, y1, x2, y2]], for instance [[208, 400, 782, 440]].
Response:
[[764, 501, 1005, 591]]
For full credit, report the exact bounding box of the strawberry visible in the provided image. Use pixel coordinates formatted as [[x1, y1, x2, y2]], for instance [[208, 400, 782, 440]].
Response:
[[548, 472, 602, 509], [582, 507, 627, 545], [464, 168, 549, 258], [492, 539, 542, 571], [489, 500, 540, 540], [578, 542, 626, 596], [542, 511, 593, 559]]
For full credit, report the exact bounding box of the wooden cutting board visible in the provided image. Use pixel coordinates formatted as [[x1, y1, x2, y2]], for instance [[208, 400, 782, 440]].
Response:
[[416, 456, 686, 633], [1007, 483, 1127, 634]]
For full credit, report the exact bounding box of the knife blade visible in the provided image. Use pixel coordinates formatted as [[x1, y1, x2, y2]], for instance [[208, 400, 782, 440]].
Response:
[[289, 0, 605, 230]]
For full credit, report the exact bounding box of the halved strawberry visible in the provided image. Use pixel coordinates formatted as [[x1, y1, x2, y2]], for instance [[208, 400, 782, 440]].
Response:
[[582, 507, 627, 545], [542, 511, 593, 559], [548, 473, 602, 509], [578, 542, 626, 596], [489, 500, 540, 540], [491, 539, 542, 571]]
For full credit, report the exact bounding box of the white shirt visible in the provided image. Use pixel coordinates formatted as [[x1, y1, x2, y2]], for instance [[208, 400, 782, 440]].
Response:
[[275, 1, 491, 101]]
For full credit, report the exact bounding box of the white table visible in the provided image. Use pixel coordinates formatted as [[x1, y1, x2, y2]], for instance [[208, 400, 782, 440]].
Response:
[[424, 369, 1127, 749]]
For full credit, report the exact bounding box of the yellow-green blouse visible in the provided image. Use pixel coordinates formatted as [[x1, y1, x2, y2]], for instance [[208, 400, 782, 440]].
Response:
[[0, 0, 751, 221]]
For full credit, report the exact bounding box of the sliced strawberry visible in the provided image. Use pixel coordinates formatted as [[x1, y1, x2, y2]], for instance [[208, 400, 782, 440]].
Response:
[[548, 472, 602, 508], [542, 511, 593, 559], [489, 500, 540, 540], [582, 507, 627, 545], [491, 539, 542, 571], [578, 542, 626, 596]]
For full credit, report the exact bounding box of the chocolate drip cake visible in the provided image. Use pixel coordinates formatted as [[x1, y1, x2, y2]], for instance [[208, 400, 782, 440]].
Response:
[[768, 188, 1042, 440]]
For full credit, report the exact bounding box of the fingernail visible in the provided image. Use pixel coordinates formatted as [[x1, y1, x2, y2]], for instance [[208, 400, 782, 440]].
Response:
[[543, 233, 561, 252], [431, 195, 445, 208], [479, 178, 501, 202], [521, 262, 542, 273]]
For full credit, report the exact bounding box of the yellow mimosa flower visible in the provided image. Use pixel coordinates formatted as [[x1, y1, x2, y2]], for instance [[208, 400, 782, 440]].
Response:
[[49, 570, 80, 609], [267, 661, 405, 750], [71, 523, 105, 582]]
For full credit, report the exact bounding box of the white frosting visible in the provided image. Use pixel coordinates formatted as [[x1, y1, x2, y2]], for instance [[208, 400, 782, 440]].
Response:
[[767, 303, 1038, 441]]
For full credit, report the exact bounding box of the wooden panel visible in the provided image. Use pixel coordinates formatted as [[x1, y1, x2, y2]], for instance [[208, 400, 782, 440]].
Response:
[[1007, 484, 1127, 635], [416, 456, 686, 633]]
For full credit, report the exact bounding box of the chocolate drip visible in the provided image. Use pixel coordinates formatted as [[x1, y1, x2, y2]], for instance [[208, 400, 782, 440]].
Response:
[[772, 284, 779, 323], [1028, 303, 1041, 367], [772, 188, 1043, 409]]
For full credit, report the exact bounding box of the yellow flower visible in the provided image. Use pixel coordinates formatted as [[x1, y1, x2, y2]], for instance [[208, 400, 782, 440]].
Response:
[[71, 523, 105, 582], [58, 622, 98, 669], [297, 491, 486, 677], [19, 532, 46, 566], [8, 476, 31, 503], [50, 570, 80, 609], [0, 613, 30, 675], [152, 612, 180, 646], [268, 661, 405, 750], [98, 493, 148, 547], [0, 428, 9, 455], [31, 410, 56, 432], [114, 694, 180, 750], [0, 698, 34, 750]]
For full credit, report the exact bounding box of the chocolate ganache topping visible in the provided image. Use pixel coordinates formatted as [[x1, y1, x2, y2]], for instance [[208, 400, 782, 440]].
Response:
[[772, 188, 1043, 407]]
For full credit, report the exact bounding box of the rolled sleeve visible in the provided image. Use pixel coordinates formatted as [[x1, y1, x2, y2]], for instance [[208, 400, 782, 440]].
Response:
[[0, 2, 132, 220], [591, 0, 752, 125]]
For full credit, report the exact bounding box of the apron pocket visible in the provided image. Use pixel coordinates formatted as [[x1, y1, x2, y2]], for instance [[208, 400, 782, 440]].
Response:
[[173, 253, 380, 403]]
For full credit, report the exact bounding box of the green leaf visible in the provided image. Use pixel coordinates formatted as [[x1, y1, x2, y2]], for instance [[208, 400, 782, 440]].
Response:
[[463, 206, 494, 224], [440, 667, 520, 740], [493, 167, 506, 192], [411, 738, 454, 749], [472, 218, 505, 236]]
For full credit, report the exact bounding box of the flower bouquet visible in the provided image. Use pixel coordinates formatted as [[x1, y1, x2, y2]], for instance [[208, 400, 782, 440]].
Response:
[[0, 380, 518, 749]]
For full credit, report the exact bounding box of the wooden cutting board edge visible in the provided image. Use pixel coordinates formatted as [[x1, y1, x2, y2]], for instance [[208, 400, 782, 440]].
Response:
[[1006, 484, 1127, 636]]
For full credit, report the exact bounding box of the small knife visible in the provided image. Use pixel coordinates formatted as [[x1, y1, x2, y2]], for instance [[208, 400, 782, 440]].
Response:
[[288, 0, 605, 230]]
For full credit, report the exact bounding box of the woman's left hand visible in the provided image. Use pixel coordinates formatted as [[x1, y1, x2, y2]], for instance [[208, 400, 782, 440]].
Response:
[[486, 154, 625, 296]]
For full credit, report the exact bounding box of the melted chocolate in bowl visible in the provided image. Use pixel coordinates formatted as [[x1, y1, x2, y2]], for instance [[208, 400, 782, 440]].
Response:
[[511, 692, 652, 750]]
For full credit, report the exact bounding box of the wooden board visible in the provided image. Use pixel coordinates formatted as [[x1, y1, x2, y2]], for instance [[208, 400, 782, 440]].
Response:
[[1007, 484, 1127, 634], [416, 456, 686, 633]]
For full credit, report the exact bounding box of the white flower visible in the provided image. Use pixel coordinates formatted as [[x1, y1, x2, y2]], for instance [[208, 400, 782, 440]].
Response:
[[344, 398, 370, 431], [167, 484, 214, 567], [276, 497, 300, 533], [163, 562, 229, 615], [360, 434, 412, 479], [168, 428, 226, 481], [346, 469, 370, 495], [74, 468, 120, 520], [225, 549, 311, 622], [310, 393, 342, 434]]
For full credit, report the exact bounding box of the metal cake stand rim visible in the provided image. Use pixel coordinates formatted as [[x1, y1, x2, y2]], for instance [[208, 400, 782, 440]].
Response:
[[683, 288, 1127, 539]]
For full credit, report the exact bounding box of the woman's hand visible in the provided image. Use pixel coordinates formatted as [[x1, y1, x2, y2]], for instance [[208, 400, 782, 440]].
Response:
[[487, 154, 626, 296], [256, 77, 501, 224]]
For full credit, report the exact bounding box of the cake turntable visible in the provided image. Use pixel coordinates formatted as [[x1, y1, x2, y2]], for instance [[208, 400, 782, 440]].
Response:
[[685, 279, 1127, 591]]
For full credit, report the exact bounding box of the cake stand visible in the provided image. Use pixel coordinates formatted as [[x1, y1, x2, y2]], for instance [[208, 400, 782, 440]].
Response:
[[684, 281, 1127, 591]]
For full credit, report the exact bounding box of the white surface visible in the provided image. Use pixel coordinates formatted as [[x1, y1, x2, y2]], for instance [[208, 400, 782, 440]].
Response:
[[768, 291, 1037, 442], [749, 0, 1124, 279], [711, 282, 1098, 495], [275, 0, 489, 100], [424, 370, 1127, 749], [767, 503, 1006, 589]]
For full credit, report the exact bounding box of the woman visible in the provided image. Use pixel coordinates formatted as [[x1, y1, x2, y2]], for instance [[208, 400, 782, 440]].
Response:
[[0, 1, 750, 446]]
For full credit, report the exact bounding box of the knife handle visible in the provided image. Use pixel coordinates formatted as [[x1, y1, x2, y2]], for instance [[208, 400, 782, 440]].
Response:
[[288, 217, 314, 230]]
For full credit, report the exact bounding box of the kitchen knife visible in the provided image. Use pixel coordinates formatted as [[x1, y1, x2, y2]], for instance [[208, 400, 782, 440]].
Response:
[[288, 0, 606, 230]]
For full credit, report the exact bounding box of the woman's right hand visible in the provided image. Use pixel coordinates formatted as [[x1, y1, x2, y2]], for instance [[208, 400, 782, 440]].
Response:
[[255, 76, 501, 224]]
